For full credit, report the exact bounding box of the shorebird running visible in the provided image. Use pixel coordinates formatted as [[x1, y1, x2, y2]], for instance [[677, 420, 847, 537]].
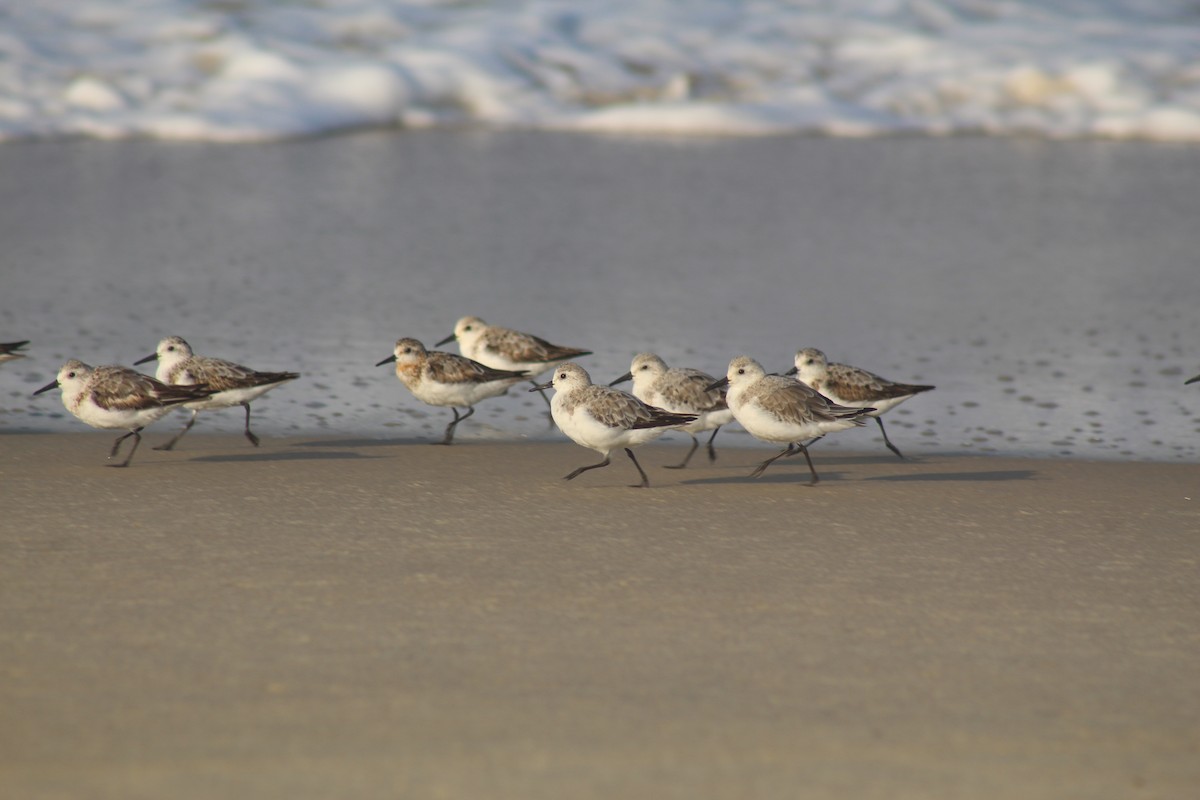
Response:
[[709, 356, 873, 485], [376, 337, 528, 444], [0, 340, 29, 364], [533, 362, 696, 488], [436, 316, 591, 406], [33, 360, 215, 467], [787, 347, 934, 459], [135, 336, 300, 450], [609, 352, 733, 469]]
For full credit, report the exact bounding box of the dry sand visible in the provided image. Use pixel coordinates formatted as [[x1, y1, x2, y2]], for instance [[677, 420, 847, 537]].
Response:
[[1, 433, 1197, 798]]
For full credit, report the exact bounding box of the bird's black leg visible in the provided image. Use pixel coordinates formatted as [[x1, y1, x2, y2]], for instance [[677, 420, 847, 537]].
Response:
[[876, 417, 905, 459], [624, 448, 651, 488], [242, 404, 260, 447], [749, 444, 797, 479], [440, 406, 475, 445], [664, 433, 699, 470], [705, 426, 722, 462], [796, 442, 821, 485], [564, 455, 610, 481], [154, 410, 197, 452], [108, 428, 143, 468]]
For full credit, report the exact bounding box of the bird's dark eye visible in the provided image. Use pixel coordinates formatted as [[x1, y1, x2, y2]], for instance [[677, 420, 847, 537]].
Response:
[[806, 358, 814, 365], [464, 325, 473, 332], [559, 372, 567, 379], [67, 372, 76, 378], [737, 368, 744, 374]]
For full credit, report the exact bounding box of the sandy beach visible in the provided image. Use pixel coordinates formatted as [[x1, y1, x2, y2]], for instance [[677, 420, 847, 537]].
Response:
[[2, 433, 1196, 798]]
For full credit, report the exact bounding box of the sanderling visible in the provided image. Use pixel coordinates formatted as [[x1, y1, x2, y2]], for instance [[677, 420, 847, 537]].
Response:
[[436, 316, 591, 406], [0, 340, 29, 364], [533, 362, 697, 488], [33, 360, 215, 467], [376, 337, 528, 445], [609, 352, 733, 469], [134, 336, 300, 450], [787, 347, 934, 459], [708, 356, 873, 486]]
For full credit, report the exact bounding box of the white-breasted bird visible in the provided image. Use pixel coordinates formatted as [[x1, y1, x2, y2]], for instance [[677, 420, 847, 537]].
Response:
[[609, 352, 733, 469], [134, 336, 300, 450], [376, 337, 528, 445], [533, 362, 696, 488], [787, 347, 933, 459], [436, 316, 591, 406], [33, 359, 215, 467], [709, 356, 872, 485]]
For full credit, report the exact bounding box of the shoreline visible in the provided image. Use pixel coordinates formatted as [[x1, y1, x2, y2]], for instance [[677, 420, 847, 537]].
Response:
[[3, 434, 1197, 798], [5, 428, 1200, 477]]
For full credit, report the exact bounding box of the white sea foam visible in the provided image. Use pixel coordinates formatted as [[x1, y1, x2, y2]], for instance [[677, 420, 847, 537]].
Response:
[[3, 0, 1200, 142]]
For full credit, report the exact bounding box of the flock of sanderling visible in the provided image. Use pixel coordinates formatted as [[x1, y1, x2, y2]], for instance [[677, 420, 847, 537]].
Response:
[[22, 336, 300, 468], [12, 327, 1198, 485], [369, 316, 942, 488]]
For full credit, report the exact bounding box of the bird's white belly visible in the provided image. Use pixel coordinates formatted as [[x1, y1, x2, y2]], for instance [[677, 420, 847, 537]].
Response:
[[686, 406, 734, 433], [186, 383, 280, 410], [72, 398, 170, 431], [730, 400, 822, 444], [410, 377, 515, 408], [462, 340, 553, 377], [553, 405, 663, 454]]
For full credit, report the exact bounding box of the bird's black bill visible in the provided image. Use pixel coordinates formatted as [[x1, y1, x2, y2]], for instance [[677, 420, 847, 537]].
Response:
[[375, 355, 397, 367], [704, 377, 729, 392], [434, 333, 456, 347], [528, 380, 553, 392], [133, 353, 157, 365], [783, 366, 798, 376], [33, 379, 58, 395], [608, 371, 633, 387]]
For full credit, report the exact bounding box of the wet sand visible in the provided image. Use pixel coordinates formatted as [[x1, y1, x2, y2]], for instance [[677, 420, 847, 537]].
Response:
[[2, 433, 1197, 798]]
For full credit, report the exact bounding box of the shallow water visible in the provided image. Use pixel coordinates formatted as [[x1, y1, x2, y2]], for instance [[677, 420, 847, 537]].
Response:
[[2, 131, 1198, 461]]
